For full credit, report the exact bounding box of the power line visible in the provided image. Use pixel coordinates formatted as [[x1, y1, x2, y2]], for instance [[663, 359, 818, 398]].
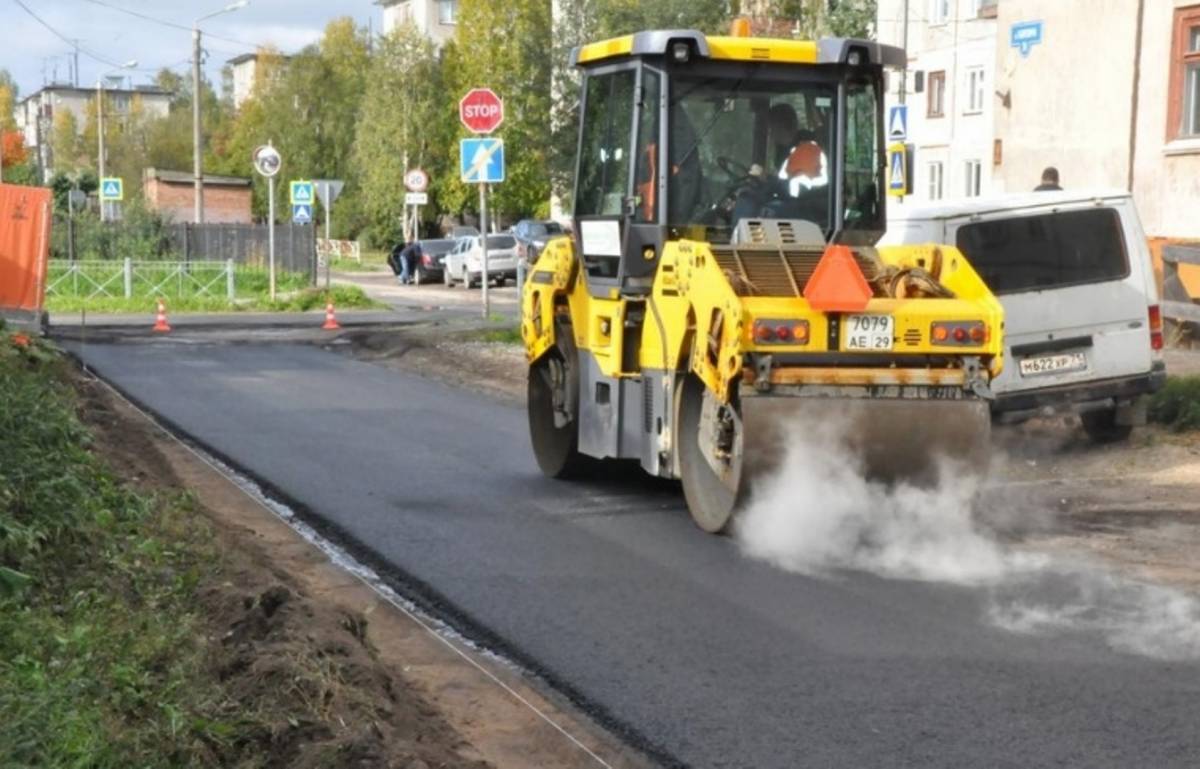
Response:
[[79, 0, 260, 49], [10, 0, 126, 68]]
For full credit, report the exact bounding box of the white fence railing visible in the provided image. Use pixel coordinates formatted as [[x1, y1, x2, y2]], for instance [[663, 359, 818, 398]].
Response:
[[46, 259, 236, 300]]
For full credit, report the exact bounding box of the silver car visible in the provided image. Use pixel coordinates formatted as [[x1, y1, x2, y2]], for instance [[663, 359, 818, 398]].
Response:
[[443, 234, 520, 288]]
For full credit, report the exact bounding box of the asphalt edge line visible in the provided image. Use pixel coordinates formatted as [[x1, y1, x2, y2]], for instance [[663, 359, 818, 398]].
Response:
[[82, 369, 621, 769], [64, 348, 685, 769]]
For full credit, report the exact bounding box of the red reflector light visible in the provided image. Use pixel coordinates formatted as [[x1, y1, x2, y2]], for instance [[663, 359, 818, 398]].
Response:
[[775, 325, 792, 341], [756, 325, 775, 342], [970, 325, 985, 343], [953, 327, 968, 342]]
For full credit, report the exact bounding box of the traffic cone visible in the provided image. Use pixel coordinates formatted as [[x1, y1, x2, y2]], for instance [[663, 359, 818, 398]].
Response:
[[322, 300, 341, 330], [153, 298, 171, 333]]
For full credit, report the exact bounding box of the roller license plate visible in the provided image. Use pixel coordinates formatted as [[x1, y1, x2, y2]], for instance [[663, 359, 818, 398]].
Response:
[[1018, 351, 1088, 377], [844, 314, 894, 351]]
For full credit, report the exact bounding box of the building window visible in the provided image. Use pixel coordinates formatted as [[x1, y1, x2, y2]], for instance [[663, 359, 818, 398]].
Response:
[[438, 0, 457, 25], [927, 161, 944, 200], [927, 71, 946, 118], [1169, 6, 1200, 139], [964, 159, 982, 197], [929, 0, 950, 25], [965, 66, 985, 114]]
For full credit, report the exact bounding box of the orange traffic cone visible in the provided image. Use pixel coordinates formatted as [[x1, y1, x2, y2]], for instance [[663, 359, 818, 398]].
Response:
[[322, 300, 341, 330], [153, 298, 171, 333]]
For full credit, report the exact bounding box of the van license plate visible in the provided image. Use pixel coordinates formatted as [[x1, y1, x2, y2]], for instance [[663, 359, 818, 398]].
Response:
[[844, 315, 894, 351], [1019, 351, 1088, 377]]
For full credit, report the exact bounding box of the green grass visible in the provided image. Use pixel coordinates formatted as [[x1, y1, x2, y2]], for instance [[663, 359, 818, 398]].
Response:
[[1148, 375, 1200, 432], [328, 249, 390, 273], [46, 267, 384, 314], [0, 333, 243, 766], [474, 326, 523, 345]]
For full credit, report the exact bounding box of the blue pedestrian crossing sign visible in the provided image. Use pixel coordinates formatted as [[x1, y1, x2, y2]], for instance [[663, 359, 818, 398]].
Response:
[[292, 203, 313, 224], [290, 180, 315, 205], [887, 105, 908, 141], [887, 143, 909, 198], [460, 138, 505, 184], [100, 177, 124, 201]]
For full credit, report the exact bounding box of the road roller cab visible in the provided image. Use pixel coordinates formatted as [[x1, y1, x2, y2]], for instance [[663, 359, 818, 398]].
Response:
[[522, 27, 1004, 533]]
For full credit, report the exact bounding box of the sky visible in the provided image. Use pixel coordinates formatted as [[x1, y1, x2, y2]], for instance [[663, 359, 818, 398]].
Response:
[[2, 0, 380, 99]]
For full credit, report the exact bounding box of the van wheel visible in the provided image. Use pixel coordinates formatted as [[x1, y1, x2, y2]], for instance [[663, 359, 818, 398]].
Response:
[[1081, 408, 1133, 444]]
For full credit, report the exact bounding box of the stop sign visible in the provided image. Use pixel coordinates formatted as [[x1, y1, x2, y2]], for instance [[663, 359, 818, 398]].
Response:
[[459, 88, 505, 134]]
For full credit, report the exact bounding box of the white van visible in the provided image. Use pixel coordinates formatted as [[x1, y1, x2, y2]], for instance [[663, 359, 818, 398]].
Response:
[[881, 190, 1166, 442]]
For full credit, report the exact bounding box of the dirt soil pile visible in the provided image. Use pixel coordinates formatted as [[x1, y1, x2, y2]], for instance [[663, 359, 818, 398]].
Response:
[[78, 375, 491, 769]]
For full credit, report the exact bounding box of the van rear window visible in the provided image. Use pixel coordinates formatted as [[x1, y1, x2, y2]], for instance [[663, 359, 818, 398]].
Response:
[[955, 208, 1129, 295]]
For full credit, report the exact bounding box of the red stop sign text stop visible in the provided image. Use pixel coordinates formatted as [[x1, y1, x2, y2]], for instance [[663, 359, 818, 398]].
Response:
[[459, 88, 505, 134]]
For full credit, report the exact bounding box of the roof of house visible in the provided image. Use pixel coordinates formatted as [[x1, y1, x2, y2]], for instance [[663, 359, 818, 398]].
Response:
[[145, 168, 252, 187], [17, 84, 172, 105]]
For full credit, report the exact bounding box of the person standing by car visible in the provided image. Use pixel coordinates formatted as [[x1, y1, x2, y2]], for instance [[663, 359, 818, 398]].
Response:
[[398, 242, 421, 285], [387, 239, 407, 277], [1035, 167, 1062, 191]]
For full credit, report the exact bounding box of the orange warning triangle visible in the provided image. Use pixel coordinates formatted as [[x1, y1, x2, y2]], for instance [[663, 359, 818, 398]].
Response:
[[803, 244, 873, 312]]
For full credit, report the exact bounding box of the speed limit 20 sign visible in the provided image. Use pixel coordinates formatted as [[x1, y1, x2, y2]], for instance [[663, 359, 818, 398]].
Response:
[[404, 168, 429, 192], [459, 88, 504, 134]]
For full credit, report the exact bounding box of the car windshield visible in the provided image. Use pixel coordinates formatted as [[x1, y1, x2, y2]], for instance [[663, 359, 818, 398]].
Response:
[[668, 71, 839, 238], [418, 239, 456, 255], [486, 235, 516, 249], [955, 208, 1129, 294]]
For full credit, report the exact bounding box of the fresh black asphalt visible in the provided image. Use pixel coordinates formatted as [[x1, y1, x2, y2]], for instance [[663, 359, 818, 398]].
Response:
[[71, 342, 1200, 769]]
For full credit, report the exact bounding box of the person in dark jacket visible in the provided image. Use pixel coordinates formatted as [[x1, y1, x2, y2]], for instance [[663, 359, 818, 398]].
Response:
[[1034, 167, 1062, 191], [398, 242, 421, 285], [387, 240, 407, 276]]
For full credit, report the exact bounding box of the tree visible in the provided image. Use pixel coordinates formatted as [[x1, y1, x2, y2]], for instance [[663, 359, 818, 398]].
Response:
[[50, 110, 83, 172], [353, 25, 448, 245], [0, 69, 17, 133], [445, 0, 554, 222]]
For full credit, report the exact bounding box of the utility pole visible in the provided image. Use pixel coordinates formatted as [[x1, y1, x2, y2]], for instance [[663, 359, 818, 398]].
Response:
[[899, 0, 909, 106], [193, 2, 251, 225], [193, 26, 204, 224], [97, 60, 137, 222]]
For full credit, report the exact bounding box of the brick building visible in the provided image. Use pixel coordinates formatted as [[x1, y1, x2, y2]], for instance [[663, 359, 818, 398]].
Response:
[[143, 168, 253, 224]]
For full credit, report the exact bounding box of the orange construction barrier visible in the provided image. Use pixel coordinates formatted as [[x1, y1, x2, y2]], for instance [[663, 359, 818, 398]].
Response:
[[153, 298, 171, 333], [322, 301, 341, 330], [0, 183, 53, 313]]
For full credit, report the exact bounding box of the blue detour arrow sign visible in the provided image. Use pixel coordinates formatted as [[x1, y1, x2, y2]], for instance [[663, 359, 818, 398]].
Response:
[[460, 138, 505, 184]]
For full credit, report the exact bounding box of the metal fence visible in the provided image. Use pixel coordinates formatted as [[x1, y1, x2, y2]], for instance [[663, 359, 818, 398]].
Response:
[[52, 216, 316, 280], [46, 259, 236, 301]]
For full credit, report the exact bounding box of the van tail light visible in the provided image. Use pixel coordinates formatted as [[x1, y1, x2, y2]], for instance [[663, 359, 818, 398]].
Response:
[[1149, 305, 1163, 351]]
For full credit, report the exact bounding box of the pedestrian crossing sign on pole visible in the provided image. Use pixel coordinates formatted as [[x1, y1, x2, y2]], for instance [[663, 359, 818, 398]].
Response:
[[888, 105, 908, 142], [292, 203, 313, 224], [887, 143, 909, 198], [290, 180, 315, 205], [100, 177, 124, 201], [460, 138, 505, 184]]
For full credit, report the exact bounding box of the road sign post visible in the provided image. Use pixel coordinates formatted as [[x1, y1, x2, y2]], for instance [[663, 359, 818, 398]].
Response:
[[253, 144, 283, 301], [459, 90, 505, 319]]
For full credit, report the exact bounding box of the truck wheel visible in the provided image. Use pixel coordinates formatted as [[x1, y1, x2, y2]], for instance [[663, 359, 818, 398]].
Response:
[[528, 323, 585, 478], [1081, 408, 1133, 444]]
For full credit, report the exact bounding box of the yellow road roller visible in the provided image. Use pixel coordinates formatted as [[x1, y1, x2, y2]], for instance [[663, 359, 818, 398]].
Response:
[[522, 27, 1004, 532]]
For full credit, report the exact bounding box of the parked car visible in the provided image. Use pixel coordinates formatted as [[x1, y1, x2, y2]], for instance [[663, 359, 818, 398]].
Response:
[[511, 219, 566, 265], [880, 189, 1166, 442], [410, 239, 457, 285], [443, 234, 520, 288]]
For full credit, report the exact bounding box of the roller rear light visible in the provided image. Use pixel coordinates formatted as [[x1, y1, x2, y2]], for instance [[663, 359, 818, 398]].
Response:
[[931, 321, 988, 347], [753, 319, 809, 345]]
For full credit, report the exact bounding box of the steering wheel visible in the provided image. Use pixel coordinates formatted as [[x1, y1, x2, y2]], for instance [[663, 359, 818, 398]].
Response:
[[717, 155, 752, 180]]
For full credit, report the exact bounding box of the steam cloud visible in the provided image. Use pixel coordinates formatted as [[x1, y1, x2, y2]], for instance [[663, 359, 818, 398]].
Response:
[[735, 419, 1200, 661]]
